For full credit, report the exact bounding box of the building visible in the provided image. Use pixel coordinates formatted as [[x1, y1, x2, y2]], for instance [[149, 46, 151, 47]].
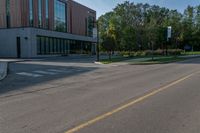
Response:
[[0, 0, 97, 58]]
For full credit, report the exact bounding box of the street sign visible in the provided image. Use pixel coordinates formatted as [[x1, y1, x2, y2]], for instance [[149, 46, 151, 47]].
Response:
[[167, 26, 172, 40]]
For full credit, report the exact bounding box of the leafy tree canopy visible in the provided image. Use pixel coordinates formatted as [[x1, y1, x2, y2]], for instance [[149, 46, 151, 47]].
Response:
[[98, 2, 200, 51]]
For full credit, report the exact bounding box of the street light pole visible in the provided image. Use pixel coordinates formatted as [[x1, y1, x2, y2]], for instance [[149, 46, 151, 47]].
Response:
[[88, 11, 100, 62], [96, 21, 100, 62], [92, 20, 100, 62]]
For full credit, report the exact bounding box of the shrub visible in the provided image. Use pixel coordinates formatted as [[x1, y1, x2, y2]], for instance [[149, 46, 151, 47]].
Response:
[[168, 49, 183, 55], [118, 49, 183, 57]]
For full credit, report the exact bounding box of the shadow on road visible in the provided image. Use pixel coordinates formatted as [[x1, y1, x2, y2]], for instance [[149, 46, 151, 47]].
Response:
[[176, 57, 200, 65], [1, 56, 200, 96], [0, 56, 99, 95]]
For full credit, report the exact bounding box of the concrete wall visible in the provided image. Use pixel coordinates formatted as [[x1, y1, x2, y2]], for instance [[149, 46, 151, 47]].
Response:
[[0, 30, 17, 57], [0, 27, 97, 58], [0, 28, 31, 58]]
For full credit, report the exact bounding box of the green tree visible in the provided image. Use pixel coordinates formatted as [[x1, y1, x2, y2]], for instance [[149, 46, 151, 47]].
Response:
[[101, 35, 116, 60], [98, 2, 200, 53]]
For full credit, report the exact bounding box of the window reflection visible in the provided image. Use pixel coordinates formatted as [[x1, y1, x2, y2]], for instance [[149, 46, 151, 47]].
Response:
[[36, 36, 92, 55], [46, 0, 49, 28], [29, 0, 33, 26], [38, 0, 42, 27], [54, 0, 67, 32]]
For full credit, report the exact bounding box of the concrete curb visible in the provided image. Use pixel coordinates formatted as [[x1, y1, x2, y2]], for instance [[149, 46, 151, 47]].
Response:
[[180, 55, 200, 58], [94, 61, 104, 65], [0, 59, 44, 63], [0, 62, 8, 81]]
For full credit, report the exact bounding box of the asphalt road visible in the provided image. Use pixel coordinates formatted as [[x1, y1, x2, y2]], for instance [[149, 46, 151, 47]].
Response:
[[0, 57, 200, 133]]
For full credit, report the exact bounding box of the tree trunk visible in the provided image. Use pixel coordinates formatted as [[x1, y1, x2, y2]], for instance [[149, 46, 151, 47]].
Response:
[[108, 51, 112, 61]]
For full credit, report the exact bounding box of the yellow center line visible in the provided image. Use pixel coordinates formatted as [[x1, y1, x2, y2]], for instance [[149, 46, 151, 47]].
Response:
[[65, 71, 200, 133]]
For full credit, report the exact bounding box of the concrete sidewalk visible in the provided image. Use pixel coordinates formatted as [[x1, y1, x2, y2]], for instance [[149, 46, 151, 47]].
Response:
[[180, 55, 200, 58], [107, 55, 200, 66], [0, 62, 8, 81], [0, 58, 43, 63]]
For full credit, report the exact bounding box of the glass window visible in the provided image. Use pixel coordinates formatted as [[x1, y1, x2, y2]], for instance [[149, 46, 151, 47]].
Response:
[[63, 40, 65, 54], [85, 18, 88, 36], [37, 36, 42, 55], [6, 0, 10, 16], [64, 40, 67, 54], [46, 0, 49, 28], [38, 0, 42, 27], [29, 0, 33, 26], [41, 37, 45, 54], [87, 16, 94, 37], [49, 38, 53, 54], [54, 38, 57, 54], [36, 36, 93, 55], [54, 0, 67, 32], [57, 39, 61, 53], [45, 37, 50, 54], [60, 39, 64, 54], [6, 0, 10, 28]]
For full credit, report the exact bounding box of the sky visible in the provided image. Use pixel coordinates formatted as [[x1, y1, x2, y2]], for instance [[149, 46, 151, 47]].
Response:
[[74, 0, 200, 18]]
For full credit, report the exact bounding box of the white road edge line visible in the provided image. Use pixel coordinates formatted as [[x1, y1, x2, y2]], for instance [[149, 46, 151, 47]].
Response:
[[16, 72, 43, 77], [34, 70, 57, 75]]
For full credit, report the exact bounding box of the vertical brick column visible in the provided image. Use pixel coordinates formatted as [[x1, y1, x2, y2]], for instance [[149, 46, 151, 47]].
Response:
[[33, 0, 39, 28], [49, 0, 54, 30], [0, 0, 7, 28]]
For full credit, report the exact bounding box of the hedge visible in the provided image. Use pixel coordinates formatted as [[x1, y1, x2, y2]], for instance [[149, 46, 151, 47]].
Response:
[[119, 49, 183, 57]]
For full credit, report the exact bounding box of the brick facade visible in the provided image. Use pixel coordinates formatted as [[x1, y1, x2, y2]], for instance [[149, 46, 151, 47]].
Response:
[[0, 0, 6, 28], [0, 0, 96, 36]]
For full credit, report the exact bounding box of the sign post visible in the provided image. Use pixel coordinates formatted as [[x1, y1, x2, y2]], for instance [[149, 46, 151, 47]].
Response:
[[166, 26, 172, 56], [167, 26, 172, 41]]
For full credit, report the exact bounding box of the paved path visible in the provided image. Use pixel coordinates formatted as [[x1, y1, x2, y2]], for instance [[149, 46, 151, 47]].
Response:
[[0, 57, 200, 133], [111, 55, 200, 66]]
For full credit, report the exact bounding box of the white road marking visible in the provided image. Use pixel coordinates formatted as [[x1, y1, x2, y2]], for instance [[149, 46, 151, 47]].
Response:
[[16, 68, 82, 78], [48, 69, 73, 74], [34, 70, 57, 75], [16, 72, 43, 77], [73, 69, 84, 72], [47, 69, 72, 73]]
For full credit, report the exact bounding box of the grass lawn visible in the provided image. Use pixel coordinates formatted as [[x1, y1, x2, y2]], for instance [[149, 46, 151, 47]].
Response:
[[182, 51, 200, 55], [100, 55, 177, 64], [99, 51, 200, 64], [100, 56, 131, 64], [131, 57, 185, 65]]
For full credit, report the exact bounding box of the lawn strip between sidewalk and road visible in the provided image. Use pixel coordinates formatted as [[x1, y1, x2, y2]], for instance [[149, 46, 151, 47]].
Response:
[[130, 57, 185, 65]]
